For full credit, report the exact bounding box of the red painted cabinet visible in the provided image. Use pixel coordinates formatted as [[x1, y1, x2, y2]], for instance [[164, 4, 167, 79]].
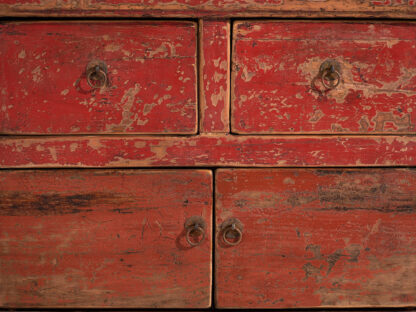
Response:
[[215, 169, 416, 308], [232, 21, 416, 134], [0, 170, 212, 308], [1, 2, 416, 309], [0, 22, 198, 134]]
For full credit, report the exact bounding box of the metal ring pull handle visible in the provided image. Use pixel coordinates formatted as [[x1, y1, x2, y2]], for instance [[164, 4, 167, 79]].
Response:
[[319, 59, 341, 91], [184, 216, 206, 247], [321, 67, 341, 90], [223, 223, 243, 246], [86, 60, 108, 89], [221, 218, 243, 247]]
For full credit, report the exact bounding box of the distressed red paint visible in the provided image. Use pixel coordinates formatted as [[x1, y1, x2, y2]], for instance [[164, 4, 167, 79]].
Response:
[[0, 4, 415, 311], [0, 170, 212, 308], [0, 22, 197, 134], [372, 0, 415, 5], [0, 135, 415, 168], [216, 168, 416, 308], [199, 20, 230, 133], [232, 21, 416, 134], [1, 0, 416, 18]]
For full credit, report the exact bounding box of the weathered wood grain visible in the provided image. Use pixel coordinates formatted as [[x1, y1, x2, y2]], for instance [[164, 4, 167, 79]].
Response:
[[199, 20, 230, 133], [216, 168, 416, 308], [232, 21, 416, 134], [1, 135, 416, 168], [0, 0, 416, 18], [0, 22, 197, 134], [0, 169, 212, 308]]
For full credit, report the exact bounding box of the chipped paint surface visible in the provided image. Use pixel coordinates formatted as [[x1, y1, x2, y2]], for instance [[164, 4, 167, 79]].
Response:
[[0, 22, 197, 134], [1, 0, 416, 18], [1, 135, 416, 168], [216, 168, 416, 308], [232, 21, 416, 134], [0, 13, 416, 311], [0, 170, 212, 307], [199, 20, 230, 133]]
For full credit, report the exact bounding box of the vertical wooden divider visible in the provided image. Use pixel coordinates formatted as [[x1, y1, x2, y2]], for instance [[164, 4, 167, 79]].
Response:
[[199, 19, 231, 133]]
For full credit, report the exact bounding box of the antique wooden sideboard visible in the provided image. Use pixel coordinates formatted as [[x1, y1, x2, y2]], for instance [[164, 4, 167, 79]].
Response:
[[1, 0, 416, 309]]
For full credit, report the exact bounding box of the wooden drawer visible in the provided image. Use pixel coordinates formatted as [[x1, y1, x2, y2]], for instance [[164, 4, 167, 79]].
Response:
[[216, 168, 416, 308], [0, 170, 212, 308], [0, 22, 197, 135], [232, 21, 416, 134]]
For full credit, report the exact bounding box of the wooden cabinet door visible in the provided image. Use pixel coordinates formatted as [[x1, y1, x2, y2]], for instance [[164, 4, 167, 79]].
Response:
[[216, 169, 416, 308], [0, 170, 212, 308], [232, 21, 416, 134], [0, 22, 197, 134]]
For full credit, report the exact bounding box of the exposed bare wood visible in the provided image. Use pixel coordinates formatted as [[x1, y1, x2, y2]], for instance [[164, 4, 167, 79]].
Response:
[[216, 168, 416, 308], [232, 21, 416, 134], [0, 21, 198, 135], [199, 19, 230, 133], [1, 0, 416, 18], [1, 135, 416, 168], [0, 170, 212, 308]]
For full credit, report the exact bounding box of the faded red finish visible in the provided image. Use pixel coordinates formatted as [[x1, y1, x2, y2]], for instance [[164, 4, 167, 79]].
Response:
[[0, 6, 415, 311], [1, 0, 416, 18], [232, 21, 416, 134], [1, 135, 415, 167], [0, 170, 212, 308], [199, 20, 230, 133], [0, 22, 197, 134], [216, 169, 416, 308]]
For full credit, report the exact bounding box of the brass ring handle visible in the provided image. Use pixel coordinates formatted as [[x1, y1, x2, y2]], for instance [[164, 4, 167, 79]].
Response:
[[321, 68, 341, 90], [184, 216, 206, 247], [318, 59, 341, 91], [186, 224, 206, 247], [87, 67, 107, 88], [223, 223, 243, 246], [85, 60, 108, 89]]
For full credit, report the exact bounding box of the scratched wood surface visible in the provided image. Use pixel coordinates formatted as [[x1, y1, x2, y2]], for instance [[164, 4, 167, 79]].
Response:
[[232, 21, 416, 134], [199, 20, 230, 133], [1, 0, 416, 18], [215, 168, 416, 308], [0, 22, 197, 135], [0, 170, 212, 308], [1, 135, 416, 168]]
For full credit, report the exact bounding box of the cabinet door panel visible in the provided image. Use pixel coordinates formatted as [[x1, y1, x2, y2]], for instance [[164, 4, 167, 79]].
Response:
[[216, 169, 416, 308], [0, 170, 212, 308]]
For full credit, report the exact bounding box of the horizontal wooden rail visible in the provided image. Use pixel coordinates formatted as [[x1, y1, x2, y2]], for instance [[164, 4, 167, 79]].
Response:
[[1, 134, 415, 168], [1, 0, 416, 18]]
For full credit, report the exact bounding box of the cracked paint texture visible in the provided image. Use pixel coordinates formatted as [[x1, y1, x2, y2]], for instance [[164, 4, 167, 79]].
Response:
[[232, 21, 416, 134], [1, 135, 416, 167], [0, 22, 197, 134], [1, 0, 416, 18], [215, 168, 416, 308], [199, 20, 230, 133], [0, 170, 212, 308]]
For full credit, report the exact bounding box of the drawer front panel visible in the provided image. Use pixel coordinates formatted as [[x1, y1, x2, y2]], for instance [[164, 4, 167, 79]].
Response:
[[232, 22, 416, 134], [0, 22, 197, 134], [0, 170, 212, 308], [216, 168, 416, 308]]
